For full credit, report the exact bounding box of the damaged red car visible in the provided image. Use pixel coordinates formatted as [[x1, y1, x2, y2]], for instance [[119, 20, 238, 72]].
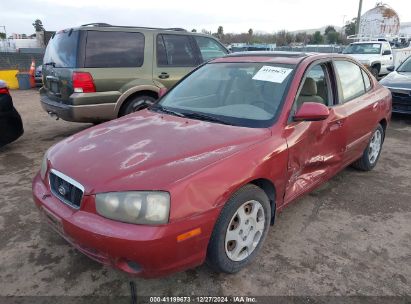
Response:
[[32, 52, 391, 278]]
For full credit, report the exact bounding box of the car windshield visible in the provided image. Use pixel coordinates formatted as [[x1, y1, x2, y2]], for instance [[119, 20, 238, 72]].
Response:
[[43, 30, 79, 68], [397, 56, 411, 72], [156, 62, 295, 128], [343, 43, 381, 54]]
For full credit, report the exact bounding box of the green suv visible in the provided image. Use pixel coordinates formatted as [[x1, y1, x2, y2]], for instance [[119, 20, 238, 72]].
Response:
[[40, 23, 229, 123]]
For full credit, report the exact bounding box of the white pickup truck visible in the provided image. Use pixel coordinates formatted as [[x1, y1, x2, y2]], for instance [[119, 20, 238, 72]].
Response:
[[343, 41, 411, 77]]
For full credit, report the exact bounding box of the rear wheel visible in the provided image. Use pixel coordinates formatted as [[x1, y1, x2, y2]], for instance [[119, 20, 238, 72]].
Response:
[[120, 95, 156, 117], [352, 124, 384, 171], [206, 184, 271, 273]]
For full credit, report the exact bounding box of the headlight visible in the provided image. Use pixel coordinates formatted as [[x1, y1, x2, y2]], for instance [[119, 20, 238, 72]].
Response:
[[40, 151, 48, 180], [95, 191, 170, 225]]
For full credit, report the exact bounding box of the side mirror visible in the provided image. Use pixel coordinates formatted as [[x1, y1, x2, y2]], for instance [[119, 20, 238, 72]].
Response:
[[383, 50, 392, 55], [158, 87, 168, 98], [387, 65, 395, 72], [294, 102, 330, 122]]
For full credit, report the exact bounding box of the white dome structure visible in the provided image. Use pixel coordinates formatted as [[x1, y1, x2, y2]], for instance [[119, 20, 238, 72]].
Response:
[[359, 4, 400, 38]]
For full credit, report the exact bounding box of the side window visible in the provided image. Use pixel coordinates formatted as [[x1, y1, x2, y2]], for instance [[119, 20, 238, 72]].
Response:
[[85, 31, 144, 68], [361, 69, 372, 91], [156, 34, 197, 67], [382, 43, 391, 55], [294, 64, 331, 111], [193, 36, 228, 62], [334, 60, 365, 102]]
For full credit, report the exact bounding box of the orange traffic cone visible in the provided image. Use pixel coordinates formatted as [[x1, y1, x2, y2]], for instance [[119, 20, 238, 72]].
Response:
[[29, 60, 36, 88]]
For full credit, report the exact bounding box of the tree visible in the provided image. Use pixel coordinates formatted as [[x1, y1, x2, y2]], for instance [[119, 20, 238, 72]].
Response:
[[32, 19, 45, 32], [0, 32, 6, 39], [191, 29, 197, 32], [312, 31, 324, 44], [248, 28, 253, 36], [201, 29, 211, 35], [324, 25, 336, 36], [327, 31, 339, 44], [217, 26, 224, 36], [344, 18, 356, 36]]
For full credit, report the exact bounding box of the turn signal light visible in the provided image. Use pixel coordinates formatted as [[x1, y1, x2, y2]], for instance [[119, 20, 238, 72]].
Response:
[[177, 228, 202, 242], [72, 72, 96, 93]]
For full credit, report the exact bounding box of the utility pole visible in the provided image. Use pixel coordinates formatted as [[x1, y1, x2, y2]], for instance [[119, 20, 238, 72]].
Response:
[[355, 0, 363, 35]]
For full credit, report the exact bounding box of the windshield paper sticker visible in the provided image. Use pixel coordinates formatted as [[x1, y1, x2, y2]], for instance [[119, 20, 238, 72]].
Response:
[[252, 66, 293, 83]]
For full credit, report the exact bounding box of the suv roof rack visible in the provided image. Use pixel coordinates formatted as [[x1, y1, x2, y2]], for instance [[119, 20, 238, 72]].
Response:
[[80, 23, 187, 31], [227, 51, 310, 58]]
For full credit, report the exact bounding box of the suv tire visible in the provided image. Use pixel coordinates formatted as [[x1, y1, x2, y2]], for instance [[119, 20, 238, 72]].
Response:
[[120, 95, 156, 116]]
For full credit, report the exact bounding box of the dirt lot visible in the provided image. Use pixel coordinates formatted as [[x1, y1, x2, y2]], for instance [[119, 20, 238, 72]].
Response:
[[0, 90, 410, 299]]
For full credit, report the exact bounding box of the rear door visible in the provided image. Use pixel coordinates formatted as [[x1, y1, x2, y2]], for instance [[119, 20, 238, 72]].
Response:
[[153, 34, 201, 89], [42, 30, 80, 103], [333, 59, 379, 164]]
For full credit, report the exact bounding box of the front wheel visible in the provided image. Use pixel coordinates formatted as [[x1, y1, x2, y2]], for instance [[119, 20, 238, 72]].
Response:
[[352, 124, 384, 171], [206, 184, 271, 273]]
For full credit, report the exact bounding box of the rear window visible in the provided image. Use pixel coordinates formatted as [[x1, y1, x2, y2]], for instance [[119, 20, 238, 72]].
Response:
[[335, 60, 365, 102], [85, 31, 145, 68], [43, 30, 79, 68]]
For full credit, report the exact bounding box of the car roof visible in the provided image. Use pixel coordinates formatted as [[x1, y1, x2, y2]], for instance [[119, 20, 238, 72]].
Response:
[[212, 51, 325, 65], [59, 24, 212, 37]]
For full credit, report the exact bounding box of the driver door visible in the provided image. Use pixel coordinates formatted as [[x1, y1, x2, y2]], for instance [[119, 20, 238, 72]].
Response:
[[283, 62, 348, 205]]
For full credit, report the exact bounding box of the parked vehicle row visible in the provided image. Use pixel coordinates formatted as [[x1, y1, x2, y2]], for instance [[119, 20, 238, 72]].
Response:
[[33, 52, 392, 277], [39, 24, 229, 123], [343, 41, 411, 78]]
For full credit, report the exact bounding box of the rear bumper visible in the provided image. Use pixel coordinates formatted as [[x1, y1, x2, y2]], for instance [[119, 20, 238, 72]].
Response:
[[40, 94, 117, 123], [32, 173, 217, 278]]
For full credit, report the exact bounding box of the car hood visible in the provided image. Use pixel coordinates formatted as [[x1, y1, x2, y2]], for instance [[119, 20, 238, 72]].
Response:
[[48, 110, 271, 194], [380, 71, 411, 89], [346, 54, 381, 63]]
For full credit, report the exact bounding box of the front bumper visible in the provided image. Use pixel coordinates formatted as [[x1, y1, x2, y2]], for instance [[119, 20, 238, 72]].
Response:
[[388, 88, 411, 114], [32, 173, 218, 278]]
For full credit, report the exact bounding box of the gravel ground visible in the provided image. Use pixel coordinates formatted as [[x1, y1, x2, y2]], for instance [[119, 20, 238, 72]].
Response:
[[0, 90, 410, 301]]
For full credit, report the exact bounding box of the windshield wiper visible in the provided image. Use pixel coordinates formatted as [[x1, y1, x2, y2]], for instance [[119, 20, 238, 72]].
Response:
[[182, 111, 232, 125], [151, 104, 186, 117], [43, 61, 56, 67]]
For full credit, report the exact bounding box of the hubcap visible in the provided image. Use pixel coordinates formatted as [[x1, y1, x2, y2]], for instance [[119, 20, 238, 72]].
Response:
[[225, 200, 265, 262], [368, 129, 382, 164]]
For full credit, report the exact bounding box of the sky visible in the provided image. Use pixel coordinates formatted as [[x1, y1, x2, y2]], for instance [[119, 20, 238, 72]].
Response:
[[1, 0, 411, 35]]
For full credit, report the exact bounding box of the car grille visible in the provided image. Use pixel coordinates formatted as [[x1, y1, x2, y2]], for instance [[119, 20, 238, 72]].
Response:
[[49, 169, 84, 209], [389, 89, 411, 113]]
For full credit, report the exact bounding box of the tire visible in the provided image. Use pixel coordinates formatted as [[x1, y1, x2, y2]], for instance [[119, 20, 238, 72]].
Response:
[[119, 95, 156, 117], [352, 124, 384, 171], [206, 184, 271, 273], [370, 66, 379, 78]]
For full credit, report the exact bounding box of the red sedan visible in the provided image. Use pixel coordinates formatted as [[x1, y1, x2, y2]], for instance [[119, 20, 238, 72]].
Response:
[[32, 52, 391, 278]]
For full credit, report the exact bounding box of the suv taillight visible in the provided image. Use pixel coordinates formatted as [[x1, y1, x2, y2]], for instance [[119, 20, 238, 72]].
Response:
[[0, 87, 9, 95], [72, 72, 96, 93]]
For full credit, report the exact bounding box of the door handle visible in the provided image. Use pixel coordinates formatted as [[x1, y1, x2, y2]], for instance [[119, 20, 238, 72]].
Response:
[[158, 72, 169, 79]]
